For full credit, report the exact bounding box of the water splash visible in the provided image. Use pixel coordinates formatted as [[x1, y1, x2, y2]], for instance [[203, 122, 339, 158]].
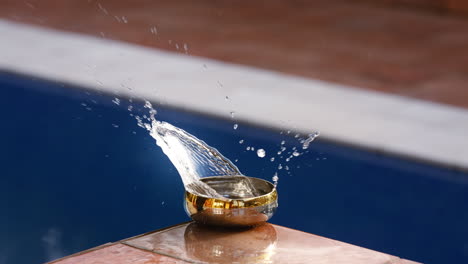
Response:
[[268, 130, 320, 185], [140, 101, 260, 199]]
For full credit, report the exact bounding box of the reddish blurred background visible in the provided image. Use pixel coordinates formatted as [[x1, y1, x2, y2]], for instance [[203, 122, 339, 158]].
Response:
[[1, 0, 467, 107]]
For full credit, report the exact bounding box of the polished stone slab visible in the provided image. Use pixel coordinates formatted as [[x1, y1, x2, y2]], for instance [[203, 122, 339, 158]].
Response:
[[123, 222, 421, 264], [50, 243, 189, 264]]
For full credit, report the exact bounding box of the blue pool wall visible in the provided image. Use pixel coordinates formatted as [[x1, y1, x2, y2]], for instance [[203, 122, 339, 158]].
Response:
[[1, 71, 468, 264]]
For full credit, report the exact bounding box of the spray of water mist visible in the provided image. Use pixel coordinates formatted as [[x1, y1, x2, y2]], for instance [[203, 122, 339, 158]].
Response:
[[138, 101, 260, 199]]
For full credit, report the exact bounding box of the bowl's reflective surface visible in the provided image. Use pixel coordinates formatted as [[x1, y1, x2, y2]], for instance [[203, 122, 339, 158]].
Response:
[[184, 176, 278, 227]]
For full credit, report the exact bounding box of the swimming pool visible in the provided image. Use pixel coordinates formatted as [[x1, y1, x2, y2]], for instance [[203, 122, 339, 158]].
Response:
[[1, 71, 467, 264]]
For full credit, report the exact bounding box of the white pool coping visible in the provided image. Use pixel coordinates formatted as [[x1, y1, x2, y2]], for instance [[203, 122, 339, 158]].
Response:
[[1, 20, 468, 171]]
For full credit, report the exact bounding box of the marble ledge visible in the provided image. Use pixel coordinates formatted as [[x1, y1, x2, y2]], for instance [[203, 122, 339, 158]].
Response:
[[49, 222, 421, 264]]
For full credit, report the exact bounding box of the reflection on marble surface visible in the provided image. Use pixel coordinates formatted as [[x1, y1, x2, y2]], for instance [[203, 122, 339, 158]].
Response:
[[184, 223, 277, 263], [124, 222, 420, 264]]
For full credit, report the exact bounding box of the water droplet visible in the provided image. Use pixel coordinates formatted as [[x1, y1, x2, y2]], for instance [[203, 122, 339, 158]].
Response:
[[230, 111, 235, 119], [112, 124, 119, 128], [98, 3, 109, 15], [246, 146, 251, 151], [272, 173, 279, 184], [285, 158, 290, 162], [278, 164, 283, 170], [175, 43, 179, 50], [281, 140, 285, 145], [257, 149, 266, 158], [233, 124, 238, 130], [127, 105, 133, 111], [277, 151, 281, 155], [25, 2, 35, 8], [183, 43, 188, 52], [112, 97, 120, 105], [161, 201, 165, 205], [239, 139, 244, 144], [270, 157, 275, 162], [144, 101, 152, 109], [285, 165, 289, 171], [235, 159, 238, 162], [302, 131, 320, 149], [143, 100, 157, 120], [295, 134, 300, 138], [135, 116, 145, 129], [251, 147, 255, 151]]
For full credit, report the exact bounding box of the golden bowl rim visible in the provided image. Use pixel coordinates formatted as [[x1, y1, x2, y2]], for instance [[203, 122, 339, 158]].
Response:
[[184, 175, 277, 203]]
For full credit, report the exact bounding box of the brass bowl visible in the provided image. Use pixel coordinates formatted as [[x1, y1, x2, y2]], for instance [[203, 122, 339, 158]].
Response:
[[184, 176, 278, 227]]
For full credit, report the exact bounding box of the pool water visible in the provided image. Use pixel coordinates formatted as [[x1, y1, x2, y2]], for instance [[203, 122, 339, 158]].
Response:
[[1, 71, 467, 264]]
